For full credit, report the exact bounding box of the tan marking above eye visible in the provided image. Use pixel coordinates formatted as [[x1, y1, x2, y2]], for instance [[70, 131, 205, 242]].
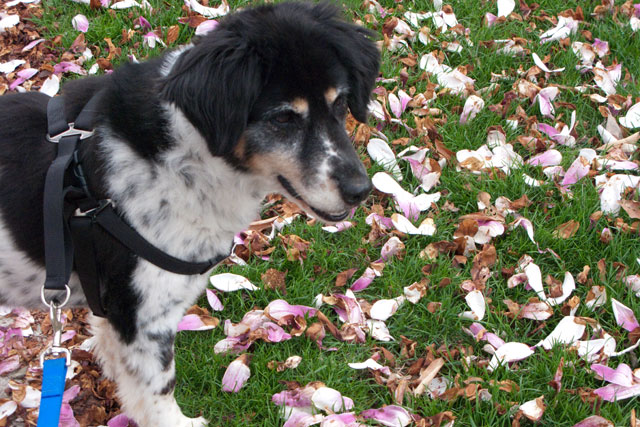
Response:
[[324, 87, 339, 104], [290, 98, 309, 115]]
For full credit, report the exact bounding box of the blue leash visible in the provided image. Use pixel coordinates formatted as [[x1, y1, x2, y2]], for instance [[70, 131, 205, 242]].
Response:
[[37, 357, 68, 427]]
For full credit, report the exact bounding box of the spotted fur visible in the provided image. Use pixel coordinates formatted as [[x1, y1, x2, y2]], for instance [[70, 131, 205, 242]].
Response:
[[0, 3, 379, 426]]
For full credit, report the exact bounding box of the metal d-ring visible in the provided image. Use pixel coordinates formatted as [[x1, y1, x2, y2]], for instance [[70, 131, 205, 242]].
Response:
[[40, 284, 71, 308]]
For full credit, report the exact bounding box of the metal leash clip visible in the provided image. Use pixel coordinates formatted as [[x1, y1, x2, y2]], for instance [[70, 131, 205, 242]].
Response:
[[39, 285, 72, 367]]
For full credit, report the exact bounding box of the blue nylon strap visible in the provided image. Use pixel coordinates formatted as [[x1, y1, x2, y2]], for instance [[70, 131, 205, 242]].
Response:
[[37, 357, 68, 427]]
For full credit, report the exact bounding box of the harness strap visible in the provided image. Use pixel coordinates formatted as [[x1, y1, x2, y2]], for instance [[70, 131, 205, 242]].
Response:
[[44, 94, 228, 316]]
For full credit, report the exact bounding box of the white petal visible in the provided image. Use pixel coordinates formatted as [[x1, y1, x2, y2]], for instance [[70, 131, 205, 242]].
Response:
[[0, 59, 25, 73], [524, 263, 546, 301], [519, 396, 545, 421], [619, 102, 640, 129], [39, 75, 60, 97], [311, 387, 354, 413], [366, 319, 394, 341], [459, 290, 485, 320], [367, 138, 402, 180], [546, 272, 575, 306], [370, 298, 401, 321], [537, 316, 586, 350], [497, 0, 515, 17], [532, 53, 565, 73], [488, 342, 535, 371], [209, 273, 258, 292]]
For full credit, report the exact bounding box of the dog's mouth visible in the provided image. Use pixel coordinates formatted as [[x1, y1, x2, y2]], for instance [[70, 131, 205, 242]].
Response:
[[277, 175, 349, 223]]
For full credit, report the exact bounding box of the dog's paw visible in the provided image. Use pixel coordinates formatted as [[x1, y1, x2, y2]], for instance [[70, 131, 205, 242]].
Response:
[[185, 416, 208, 427]]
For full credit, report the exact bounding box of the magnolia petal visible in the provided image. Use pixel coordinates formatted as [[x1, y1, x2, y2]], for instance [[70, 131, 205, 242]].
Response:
[[366, 319, 394, 341], [540, 16, 578, 43], [524, 263, 546, 301], [283, 413, 324, 427], [519, 396, 545, 421], [624, 275, 640, 297], [459, 95, 484, 125], [210, 273, 258, 292], [537, 316, 586, 350], [527, 149, 562, 167], [214, 336, 252, 355], [0, 59, 25, 73], [184, 0, 229, 17], [370, 298, 402, 321], [195, 19, 218, 36], [591, 363, 634, 387], [206, 288, 224, 311], [380, 236, 404, 261], [573, 415, 614, 427], [521, 301, 553, 320], [593, 383, 640, 402], [107, 414, 135, 427], [367, 138, 402, 180], [546, 272, 575, 306], [532, 53, 564, 73], [221, 354, 251, 392], [611, 298, 639, 331], [264, 299, 317, 321], [311, 387, 354, 413], [360, 405, 412, 427], [488, 342, 535, 371], [593, 62, 621, 96], [0, 401, 17, 420], [536, 86, 558, 118], [561, 153, 592, 188], [322, 221, 354, 233], [460, 290, 486, 321], [0, 14, 20, 33], [497, 0, 515, 17], [0, 354, 20, 375], [619, 102, 640, 129], [348, 358, 392, 376], [21, 38, 44, 52], [72, 14, 89, 33], [177, 313, 217, 331]]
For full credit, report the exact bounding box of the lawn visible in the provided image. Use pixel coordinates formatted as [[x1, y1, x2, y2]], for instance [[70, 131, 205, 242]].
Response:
[[1, 0, 639, 426]]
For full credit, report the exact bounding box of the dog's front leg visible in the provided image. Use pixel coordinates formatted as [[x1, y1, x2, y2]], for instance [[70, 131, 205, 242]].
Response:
[[91, 312, 207, 427]]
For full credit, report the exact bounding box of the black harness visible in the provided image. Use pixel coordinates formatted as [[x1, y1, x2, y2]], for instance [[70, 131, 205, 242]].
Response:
[[43, 94, 229, 317]]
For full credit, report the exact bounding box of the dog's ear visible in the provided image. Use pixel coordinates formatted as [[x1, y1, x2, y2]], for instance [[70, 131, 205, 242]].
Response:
[[162, 31, 263, 156], [314, 4, 380, 123]]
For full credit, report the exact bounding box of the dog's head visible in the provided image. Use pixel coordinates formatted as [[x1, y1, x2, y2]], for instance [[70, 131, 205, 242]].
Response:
[[163, 2, 380, 223]]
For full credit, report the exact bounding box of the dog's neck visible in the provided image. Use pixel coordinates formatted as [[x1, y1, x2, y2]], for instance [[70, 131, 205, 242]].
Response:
[[94, 104, 274, 262]]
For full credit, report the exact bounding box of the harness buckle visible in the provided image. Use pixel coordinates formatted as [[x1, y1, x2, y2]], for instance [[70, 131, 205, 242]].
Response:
[[46, 122, 94, 143]]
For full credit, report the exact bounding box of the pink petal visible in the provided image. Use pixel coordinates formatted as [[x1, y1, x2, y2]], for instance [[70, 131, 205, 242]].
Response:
[[365, 213, 393, 230], [213, 336, 252, 355], [58, 403, 80, 427], [561, 155, 591, 187], [488, 342, 535, 371], [72, 14, 89, 33], [222, 354, 251, 392], [388, 93, 402, 118], [592, 39, 609, 57], [350, 267, 377, 292], [322, 413, 357, 425], [333, 292, 365, 324], [527, 149, 562, 167], [537, 123, 559, 138], [264, 299, 316, 321], [311, 387, 354, 413], [594, 383, 640, 402], [573, 415, 614, 427], [485, 12, 498, 27], [380, 236, 404, 260], [206, 288, 224, 311], [0, 354, 20, 375], [398, 90, 411, 112], [133, 16, 151, 30], [272, 383, 318, 408], [260, 321, 292, 342], [53, 61, 86, 75], [611, 298, 639, 331], [459, 95, 484, 124], [195, 19, 219, 36], [360, 405, 412, 427], [591, 363, 634, 387], [283, 413, 324, 427], [107, 414, 135, 427], [177, 313, 216, 331], [21, 38, 44, 52]]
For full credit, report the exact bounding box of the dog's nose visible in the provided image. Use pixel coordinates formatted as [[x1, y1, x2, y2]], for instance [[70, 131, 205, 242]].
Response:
[[339, 174, 372, 205]]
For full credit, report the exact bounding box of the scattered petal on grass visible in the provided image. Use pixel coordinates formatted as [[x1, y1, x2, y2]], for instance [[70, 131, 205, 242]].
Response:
[[177, 313, 218, 331], [497, 0, 514, 17], [611, 298, 639, 331], [206, 288, 224, 311], [532, 53, 565, 73], [540, 16, 578, 43], [535, 86, 558, 118], [264, 299, 317, 322], [488, 342, 535, 371], [593, 62, 621, 96], [527, 149, 562, 167], [72, 14, 89, 33], [460, 290, 486, 321], [321, 221, 354, 233], [380, 236, 404, 260], [222, 354, 251, 392], [370, 297, 403, 321], [372, 172, 440, 220], [360, 405, 412, 427], [591, 363, 634, 387], [573, 415, 614, 427], [519, 396, 545, 421], [368, 138, 402, 180], [210, 273, 258, 292], [143, 31, 166, 49], [391, 213, 436, 235], [537, 316, 586, 350], [311, 387, 354, 413], [366, 319, 394, 341], [619, 101, 640, 129], [348, 358, 392, 376], [594, 383, 640, 402], [184, 0, 229, 18], [459, 95, 484, 124], [546, 272, 576, 306]]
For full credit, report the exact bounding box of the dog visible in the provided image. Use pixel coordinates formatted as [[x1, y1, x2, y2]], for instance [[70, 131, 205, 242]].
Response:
[[0, 2, 379, 426]]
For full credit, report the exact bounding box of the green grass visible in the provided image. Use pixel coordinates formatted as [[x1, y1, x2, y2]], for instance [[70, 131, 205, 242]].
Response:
[[28, 0, 640, 425]]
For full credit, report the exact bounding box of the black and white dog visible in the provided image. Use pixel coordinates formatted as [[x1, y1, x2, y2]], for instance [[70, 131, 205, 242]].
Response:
[[0, 2, 379, 426]]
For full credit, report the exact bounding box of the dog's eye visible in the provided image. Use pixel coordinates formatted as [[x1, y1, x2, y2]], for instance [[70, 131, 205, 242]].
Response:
[[271, 112, 296, 125], [333, 96, 348, 116]]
